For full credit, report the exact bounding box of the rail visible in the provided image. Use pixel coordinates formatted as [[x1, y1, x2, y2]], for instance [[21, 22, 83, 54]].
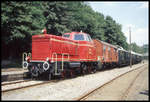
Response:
[[74, 64, 147, 100], [2, 78, 65, 93]]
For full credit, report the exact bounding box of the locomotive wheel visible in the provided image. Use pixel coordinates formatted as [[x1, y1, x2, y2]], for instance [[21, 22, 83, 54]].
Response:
[[96, 61, 103, 71], [31, 66, 39, 77], [87, 66, 92, 74], [70, 70, 73, 77], [61, 70, 66, 79], [81, 63, 87, 75], [70, 70, 74, 78], [90, 63, 97, 73], [49, 73, 52, 80]]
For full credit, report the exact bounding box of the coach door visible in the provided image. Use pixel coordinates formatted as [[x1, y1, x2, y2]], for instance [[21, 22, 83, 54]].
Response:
[[103, 45, 106, 61]]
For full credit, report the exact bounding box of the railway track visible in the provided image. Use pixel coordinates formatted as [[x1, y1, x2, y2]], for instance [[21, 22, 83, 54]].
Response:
[[74, 64, 147, 101], [2, 79, 31, 86], [120, 65, 148, 100], [1, 79, 60, 93], [2, 63, 147, 95], [2, 68, 27, 72]]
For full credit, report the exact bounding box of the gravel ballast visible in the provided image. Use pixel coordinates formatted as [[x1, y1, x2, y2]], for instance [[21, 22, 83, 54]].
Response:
[[2, 62, 147, 100]]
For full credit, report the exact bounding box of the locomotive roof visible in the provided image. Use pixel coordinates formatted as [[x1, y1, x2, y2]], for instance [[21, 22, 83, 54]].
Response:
[[64, 31, 89, 35], [118, 49, 143, 56], [95, 39, 118, 49], [32, 34, 55, 38], [131, 51, 143, 56], [118, 47, 129, 52]]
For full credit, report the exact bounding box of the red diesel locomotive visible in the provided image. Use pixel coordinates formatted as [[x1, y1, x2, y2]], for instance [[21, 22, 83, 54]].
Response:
[[22, 30, 142, 80], [23, 31, 100, 79]]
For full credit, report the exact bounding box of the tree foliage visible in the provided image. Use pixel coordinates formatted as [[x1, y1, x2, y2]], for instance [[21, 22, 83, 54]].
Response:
[[43, 2, 72, 35], [1, 1, 45, 59], [2, 1, 143, 60], [131, 43, 148, 54]]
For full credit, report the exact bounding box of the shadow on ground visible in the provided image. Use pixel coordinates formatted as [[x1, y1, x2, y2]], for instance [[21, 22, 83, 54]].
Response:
[[139, 90, 149, 96]]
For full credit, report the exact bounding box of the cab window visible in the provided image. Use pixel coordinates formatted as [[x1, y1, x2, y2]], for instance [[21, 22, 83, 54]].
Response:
[[85, 35, 90, 41], [85, 34, 92, 42], [74, 34, 84, 41], [103, 45, 106, 52], [63, 34, 70, 38], [87, 34, 92, 41]]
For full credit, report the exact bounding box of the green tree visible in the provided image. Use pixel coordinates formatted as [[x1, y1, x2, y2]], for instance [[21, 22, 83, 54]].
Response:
[[43, 2, 72, 36], [1, 1, 45, 59], [103, 16, 128, 49], [1, 1, 133, 61], [142, 44, 149, 53], [131, 43, 144, 53]]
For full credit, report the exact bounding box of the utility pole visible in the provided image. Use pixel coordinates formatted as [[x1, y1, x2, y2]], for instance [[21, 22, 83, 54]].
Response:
[[129, 27, 132, 68]]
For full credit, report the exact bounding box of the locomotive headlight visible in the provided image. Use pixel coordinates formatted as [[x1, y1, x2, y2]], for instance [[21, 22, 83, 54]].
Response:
[[23, 61, 28, 69], [43, 61, 50, 71], [46, 57, 49, 61], [25, 56, 30, 62]]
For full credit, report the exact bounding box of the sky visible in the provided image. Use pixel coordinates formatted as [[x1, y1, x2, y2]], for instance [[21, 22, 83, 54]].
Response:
[[88, 1, 149, 46]]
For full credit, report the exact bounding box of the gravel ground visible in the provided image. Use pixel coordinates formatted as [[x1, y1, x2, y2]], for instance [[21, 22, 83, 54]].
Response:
[[125, 67, 149, 100], [82, 63, 148, 100], [2, 62, 147, 100]]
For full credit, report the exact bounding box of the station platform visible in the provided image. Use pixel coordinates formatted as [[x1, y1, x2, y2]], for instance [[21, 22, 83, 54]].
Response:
[[1, 68, 29, 82]]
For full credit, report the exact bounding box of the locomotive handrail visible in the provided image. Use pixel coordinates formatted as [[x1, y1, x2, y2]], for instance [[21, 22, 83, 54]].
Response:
[[28, 53, 32, 60], [62, 53, 70, 71], [22, 52, 27, 62], [22, 52, 28, 69], [52, 52, 59, 75], [97, 56, 100, 61]]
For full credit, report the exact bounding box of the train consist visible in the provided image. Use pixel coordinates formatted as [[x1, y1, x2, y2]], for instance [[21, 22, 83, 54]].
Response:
[[22, 31, 142, 79]]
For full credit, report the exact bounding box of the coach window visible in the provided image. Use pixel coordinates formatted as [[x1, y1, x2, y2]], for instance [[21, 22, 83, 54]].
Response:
[[74, 34, 84, 41], [108, 47, 110, 51], [108, 47, 111, 58], [103, 45, 106, 55], [108, 47, 111, 54], [114, 49, 116, 54]]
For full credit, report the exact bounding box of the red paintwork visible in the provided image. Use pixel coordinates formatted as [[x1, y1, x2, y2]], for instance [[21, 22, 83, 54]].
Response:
[[31, 32, 97, 62], [93, 39, 118, 64], [31, 31, 118, 64]]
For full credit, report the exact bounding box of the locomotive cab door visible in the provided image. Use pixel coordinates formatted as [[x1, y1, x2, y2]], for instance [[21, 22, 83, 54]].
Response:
[[85, 34, 96, 61]]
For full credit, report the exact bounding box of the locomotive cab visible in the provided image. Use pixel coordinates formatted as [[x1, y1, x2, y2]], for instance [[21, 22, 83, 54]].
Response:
[[63, 32, 93, 42], [63, 32, 96, 61]]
